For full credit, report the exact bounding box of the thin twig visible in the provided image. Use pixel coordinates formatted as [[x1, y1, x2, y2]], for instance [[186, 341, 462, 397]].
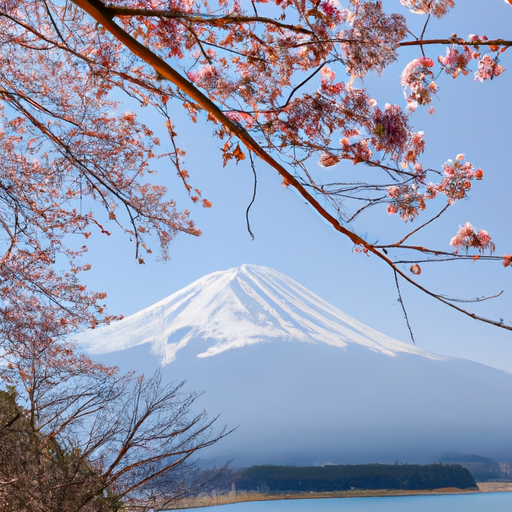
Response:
[[246, 151, 257, 241], [393, 204, 451, 247], [394, 270, 415, 344], [437, 290, 503, 304], [418, 13, 431, 56]]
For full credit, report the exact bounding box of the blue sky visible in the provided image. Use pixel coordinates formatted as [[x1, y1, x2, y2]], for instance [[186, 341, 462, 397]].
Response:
[[78, 0, 512, 371]]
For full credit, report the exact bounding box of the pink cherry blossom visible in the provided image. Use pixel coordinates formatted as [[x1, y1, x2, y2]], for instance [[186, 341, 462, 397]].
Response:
[[399, 0, 454, 18], [450, 222, 495, 253], [401, 57, 436, 110], [438, 46, 473, 78], [436, 157, 479, 202], [475, 55, 506, 82]]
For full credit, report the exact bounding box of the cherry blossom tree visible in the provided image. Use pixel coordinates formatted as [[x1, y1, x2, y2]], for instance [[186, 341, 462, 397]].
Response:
[[0, 0, 510, 339], [0, 301, 226, 511]]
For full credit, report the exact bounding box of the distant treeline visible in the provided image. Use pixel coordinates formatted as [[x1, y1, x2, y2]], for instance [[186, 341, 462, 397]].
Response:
[[438, 454, 512, 482], [200, 464, 477, 493]]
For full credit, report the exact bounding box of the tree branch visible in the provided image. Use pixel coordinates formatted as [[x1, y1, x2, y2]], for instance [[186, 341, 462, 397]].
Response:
[[104, 6, 314, 35], [399, 38, 512, 49]]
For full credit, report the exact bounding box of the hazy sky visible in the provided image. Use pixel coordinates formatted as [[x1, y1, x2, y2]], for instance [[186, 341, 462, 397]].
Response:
[[77, 0, 512, 371]]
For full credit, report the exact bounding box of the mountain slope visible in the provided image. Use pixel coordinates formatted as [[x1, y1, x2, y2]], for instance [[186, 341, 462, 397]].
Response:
[[81, 264, 441, 364]]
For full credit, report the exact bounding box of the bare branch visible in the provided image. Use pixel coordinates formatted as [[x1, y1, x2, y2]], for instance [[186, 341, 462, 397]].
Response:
[[394, 270, 415, 344]]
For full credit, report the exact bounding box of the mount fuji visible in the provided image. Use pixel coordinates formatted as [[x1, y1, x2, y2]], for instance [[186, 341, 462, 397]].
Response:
[[78, 264, 512, 466]]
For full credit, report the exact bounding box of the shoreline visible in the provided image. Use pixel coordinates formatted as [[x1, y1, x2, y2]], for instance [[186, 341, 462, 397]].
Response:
[[165, 482, 512, 509]]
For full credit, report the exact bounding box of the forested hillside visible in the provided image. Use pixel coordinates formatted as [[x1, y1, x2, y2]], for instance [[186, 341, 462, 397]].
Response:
[[200, 464, 477, 494]]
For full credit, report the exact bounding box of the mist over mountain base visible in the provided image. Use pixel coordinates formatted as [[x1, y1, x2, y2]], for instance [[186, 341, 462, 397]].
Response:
[[95, 339, 512, 467]]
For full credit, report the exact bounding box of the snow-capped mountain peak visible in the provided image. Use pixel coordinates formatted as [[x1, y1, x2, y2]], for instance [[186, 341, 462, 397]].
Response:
[[79, 264, 442, 365]]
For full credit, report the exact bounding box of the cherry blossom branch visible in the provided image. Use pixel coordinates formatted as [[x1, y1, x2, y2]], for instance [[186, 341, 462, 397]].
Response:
[[274, 37, 512, 55], [227, 59, 336, 116], [71, 0, 512, 332], [1, 85, 199, 267], [399, 38, 512, 48], [2, 6, 184, 110], [105, 6, 314, 35], [345, 196, 387, 223], [190, 36, 268, 63], [272, 60, 334, 111], [419, 14, 431, 44], [52, 3, 512, 58]]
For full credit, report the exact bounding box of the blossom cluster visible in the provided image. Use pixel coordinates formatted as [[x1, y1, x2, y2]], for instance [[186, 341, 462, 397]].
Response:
[[437, 36, 506, 82], [298, 92, 426, 169], [320, 66, 343, 94], [386, 154, 483, 221], [340, 2, 407, 77], [469, 34, 506, 81], [399, 0, 454, 18], [401, 57, 437, 111], [386, 183, 426, 222], [436, 155, 482, 203], [402, 34, 506, 112], [438, 46, 473, 78], [186, 65, 234, 99], [340, 136, 373, 164], [475, 55, 506, 82], [319, 0, 345, 24], [402, 131, 426, 166], [371, 104, 409, 161], [450, 222, 495, 254]]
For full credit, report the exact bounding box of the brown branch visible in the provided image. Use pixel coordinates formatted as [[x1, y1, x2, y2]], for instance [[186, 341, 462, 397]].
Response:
[[104, 6, 314, 35], [345, 196, 386, 223], [0, 412, 21, 434], [84, 4, 512, 50], [436, 291, 504, 304], [0, 478, 18, 487], [253, 36, 512, 52], [279, 60, 333, 110], [191, 37, 268, 62], [399, 38, 512, 48], [382, 245, 500, 258]]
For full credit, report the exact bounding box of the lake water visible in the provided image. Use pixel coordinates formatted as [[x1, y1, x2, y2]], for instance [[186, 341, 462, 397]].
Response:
[[180, 493, 512, 512]]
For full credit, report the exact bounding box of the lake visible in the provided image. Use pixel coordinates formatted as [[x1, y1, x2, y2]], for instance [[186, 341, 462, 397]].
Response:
[[178, 493, 512, 512]]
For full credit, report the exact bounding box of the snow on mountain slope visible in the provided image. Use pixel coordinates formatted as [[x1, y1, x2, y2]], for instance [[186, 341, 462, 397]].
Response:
[[79, 264, 442, 364]]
